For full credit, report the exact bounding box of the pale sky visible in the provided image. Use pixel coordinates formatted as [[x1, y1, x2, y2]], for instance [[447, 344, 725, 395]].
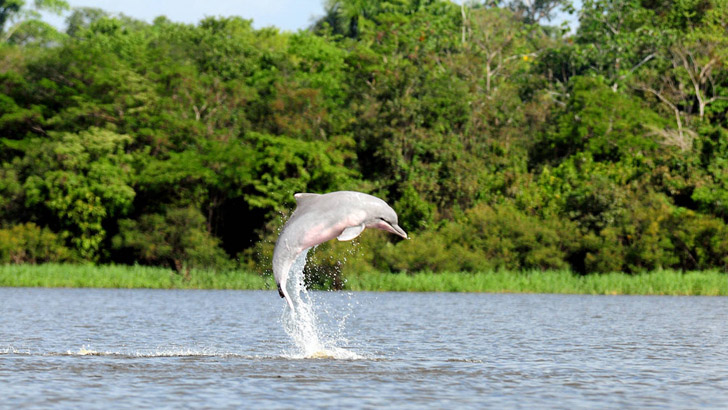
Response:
[[43, 0, 328, 32], [42, 0, 578, 33]]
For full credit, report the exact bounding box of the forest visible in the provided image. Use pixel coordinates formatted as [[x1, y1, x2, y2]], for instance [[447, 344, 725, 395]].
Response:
[[1, 0, 727, 283]]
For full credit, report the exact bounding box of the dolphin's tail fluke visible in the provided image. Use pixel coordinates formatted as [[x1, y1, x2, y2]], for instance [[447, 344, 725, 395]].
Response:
[[278, 282, 295, 313]]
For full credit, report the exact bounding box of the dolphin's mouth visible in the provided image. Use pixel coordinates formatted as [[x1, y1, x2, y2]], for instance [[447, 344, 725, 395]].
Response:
[[384, 222, 408, 239]]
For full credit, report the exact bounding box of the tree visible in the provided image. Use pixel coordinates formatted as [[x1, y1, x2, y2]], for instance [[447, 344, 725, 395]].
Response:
[[533, 76, 663, 165], [461, 7, 534, 97], [1, 0, 68, 44], [634, 1, 728, 148]]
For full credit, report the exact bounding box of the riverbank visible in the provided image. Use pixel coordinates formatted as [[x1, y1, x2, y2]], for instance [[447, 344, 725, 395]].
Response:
[[0, 264, 725, 296], [0, 264, 271, 290], [345, 270, 727, 296]]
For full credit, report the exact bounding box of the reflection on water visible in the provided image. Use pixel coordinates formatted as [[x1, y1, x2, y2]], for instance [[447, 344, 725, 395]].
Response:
[[1, 287, 727, 408]]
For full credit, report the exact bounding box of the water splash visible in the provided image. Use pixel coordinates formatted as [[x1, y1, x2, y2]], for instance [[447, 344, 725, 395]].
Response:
[[75, 346, 98, 355], [280, 248, 361, 360], [0, 346, 29, 355], [62, 346, 252, 358]]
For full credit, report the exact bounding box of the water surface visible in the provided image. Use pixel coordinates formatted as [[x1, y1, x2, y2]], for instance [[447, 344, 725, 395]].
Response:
[[1, 288, 726, 408]]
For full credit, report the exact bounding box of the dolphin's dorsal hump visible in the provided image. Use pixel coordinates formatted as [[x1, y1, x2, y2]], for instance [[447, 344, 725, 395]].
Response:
[[294, 193, 320, 205]]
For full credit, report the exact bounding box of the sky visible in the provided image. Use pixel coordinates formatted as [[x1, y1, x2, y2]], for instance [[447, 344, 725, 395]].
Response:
[[42, 0, 579, 33], [43, 0, 329, 32]]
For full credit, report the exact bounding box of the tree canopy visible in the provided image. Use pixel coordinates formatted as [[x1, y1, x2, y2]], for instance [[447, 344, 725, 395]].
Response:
[[1, 0, 727, 276]]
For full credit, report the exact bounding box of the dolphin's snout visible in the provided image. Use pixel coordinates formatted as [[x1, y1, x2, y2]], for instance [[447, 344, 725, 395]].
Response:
[[376, 219, 408, 239], [391, 223, 408, 240]]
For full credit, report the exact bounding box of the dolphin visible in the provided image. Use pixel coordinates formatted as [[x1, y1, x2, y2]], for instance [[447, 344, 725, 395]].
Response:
[[273, 191, 408, 310]]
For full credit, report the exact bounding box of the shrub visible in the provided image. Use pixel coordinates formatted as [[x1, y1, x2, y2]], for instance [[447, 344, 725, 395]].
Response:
[[113, 206, 231, 277], [576, 192, 728, 273], [372, 202, 575, 273], [0, 223, 76, 264]]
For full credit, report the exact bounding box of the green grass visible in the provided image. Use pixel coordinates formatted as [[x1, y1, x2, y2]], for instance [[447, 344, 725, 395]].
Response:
[[0, 264, 725, 295], [0, 263, 273, 290], [343, 270, 728, 296]]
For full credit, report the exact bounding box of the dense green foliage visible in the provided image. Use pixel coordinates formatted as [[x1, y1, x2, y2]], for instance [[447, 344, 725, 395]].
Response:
[[1, 0, 728, 279]]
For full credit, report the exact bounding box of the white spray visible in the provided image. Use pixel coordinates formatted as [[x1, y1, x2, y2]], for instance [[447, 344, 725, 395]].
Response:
[[279, 249, 360, 359]]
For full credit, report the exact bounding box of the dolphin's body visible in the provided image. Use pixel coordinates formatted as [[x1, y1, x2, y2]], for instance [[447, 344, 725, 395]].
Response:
[[273, 191, 408, 310]]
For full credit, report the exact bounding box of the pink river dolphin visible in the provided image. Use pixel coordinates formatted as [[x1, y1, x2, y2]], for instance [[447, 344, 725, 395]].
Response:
[[273, 191, 408, 310]]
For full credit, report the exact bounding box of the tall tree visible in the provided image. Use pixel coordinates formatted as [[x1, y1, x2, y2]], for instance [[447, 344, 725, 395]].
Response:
[[1, 0, 68, 43]]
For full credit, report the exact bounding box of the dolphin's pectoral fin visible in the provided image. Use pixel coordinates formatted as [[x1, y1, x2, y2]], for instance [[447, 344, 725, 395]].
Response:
[[337, 224, 366, 241]]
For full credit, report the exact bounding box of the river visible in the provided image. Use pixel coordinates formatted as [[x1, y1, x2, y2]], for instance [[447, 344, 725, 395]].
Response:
[[1, 288, 726, 408]]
